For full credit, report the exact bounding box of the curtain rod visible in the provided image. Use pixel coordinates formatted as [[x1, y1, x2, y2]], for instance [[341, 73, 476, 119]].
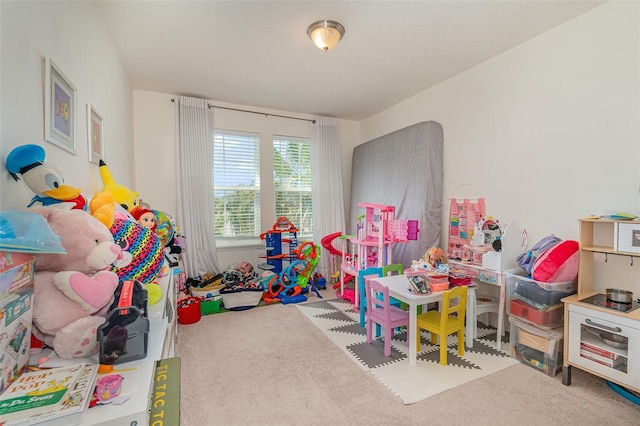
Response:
[[170, 98, 315, 124]]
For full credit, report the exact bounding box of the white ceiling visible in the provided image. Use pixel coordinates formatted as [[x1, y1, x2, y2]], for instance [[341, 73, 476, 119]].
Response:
[[96, 1, 606, 121]]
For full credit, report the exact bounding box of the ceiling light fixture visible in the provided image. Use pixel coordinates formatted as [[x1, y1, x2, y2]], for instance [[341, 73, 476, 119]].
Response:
[[307, 20, 345, 52]]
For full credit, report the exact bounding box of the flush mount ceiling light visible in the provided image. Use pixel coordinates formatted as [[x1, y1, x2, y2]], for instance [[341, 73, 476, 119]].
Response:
[[307, 20, 345, 52]]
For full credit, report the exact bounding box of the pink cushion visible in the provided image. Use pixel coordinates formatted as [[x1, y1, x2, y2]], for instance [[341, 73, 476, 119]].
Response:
[[531, 240, 579, 283]]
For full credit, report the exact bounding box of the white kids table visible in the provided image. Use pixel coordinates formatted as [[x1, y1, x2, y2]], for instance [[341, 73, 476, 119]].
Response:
[[374, 274, 476, 366]]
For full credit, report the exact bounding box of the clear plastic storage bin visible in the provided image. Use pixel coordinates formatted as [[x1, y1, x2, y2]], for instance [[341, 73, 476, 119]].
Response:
[[509, 316, 564, 377]]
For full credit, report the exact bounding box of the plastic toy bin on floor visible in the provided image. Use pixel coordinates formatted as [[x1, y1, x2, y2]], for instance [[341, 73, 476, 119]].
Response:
[[220, 288, 264, 311], [509, 297, 564, 327], [509, 316, 563, 377], [200, 297, 222, 315]]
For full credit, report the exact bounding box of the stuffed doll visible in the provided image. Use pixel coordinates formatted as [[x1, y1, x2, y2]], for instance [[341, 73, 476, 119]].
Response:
[[88, 191, 117, 229], [109, 217, 164, 284], [424, 246, 448, 268], [153, 209, 184, 254], [99, 159, 140, 212], [6, 144, 87, 210], [30, 208, 122, 359], [130, 206, 157, 232]]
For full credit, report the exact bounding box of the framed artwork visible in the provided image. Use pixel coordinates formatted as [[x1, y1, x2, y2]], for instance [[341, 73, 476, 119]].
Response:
[[44, 57, 76, 154], [87, 104, 104, 164]]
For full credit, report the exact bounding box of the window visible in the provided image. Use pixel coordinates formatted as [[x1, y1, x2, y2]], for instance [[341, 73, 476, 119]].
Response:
[[273, 136, 313, 238], [213, 130, 260, 238], [213, 130, 313, 243]]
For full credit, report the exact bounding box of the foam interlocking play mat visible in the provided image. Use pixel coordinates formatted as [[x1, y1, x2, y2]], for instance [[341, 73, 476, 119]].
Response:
[[297, 297, 519, 404]]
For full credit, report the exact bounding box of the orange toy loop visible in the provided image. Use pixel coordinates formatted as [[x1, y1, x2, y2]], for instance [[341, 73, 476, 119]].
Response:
[[267, 275, 283, 297], [286, 286, 302, 297], [296, 241, 317, 260]]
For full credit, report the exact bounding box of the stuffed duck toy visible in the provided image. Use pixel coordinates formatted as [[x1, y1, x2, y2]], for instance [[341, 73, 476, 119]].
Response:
[[6, 144, 87, 210]]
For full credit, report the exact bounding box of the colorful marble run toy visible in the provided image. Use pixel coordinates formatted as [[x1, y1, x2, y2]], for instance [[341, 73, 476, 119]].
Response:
[[262, 241, 322, 304], [336, 202, 419, 305], [259, 217, 299, 274]]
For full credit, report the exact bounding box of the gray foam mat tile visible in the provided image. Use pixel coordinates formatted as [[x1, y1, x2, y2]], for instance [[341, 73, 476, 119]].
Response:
[[465, 338, 510, 357], [479, 329, 510, 344], [314, 310, 357, 322], [329, 322, 367, 336], [300, 300, 339, 311], [327, 298, 353, 309], [346, 340, 407, 369], [417, 348, 481, 369]]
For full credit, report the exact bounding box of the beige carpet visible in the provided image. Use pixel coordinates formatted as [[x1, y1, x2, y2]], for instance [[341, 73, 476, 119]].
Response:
[[176, 293, 640, 425], [296, 297, 519, 404]]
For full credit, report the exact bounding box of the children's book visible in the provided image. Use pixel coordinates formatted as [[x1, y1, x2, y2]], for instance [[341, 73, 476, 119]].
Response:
[[0, 363, 87, 423], [5, 364, 99, 426]]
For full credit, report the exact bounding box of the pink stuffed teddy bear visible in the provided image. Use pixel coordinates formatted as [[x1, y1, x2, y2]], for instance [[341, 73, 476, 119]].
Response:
[[30, 207, 121, 359]]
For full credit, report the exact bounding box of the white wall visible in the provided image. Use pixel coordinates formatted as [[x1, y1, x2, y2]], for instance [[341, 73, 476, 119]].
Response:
[[360, 1, 640, 252], [0, 2, 134, 211], [133, 90, 360, 269], [4, 1, 637, 282]]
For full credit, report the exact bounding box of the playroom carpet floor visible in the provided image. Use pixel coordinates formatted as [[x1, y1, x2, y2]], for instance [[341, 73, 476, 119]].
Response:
[[296, 297, 519, 405]]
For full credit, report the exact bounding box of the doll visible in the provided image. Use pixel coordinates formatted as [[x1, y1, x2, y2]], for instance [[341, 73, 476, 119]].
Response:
[[130, 206, 157, 232]]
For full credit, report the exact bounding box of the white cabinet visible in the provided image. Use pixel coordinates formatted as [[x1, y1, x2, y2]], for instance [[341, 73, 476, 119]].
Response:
[[562, 218, 640, 392], [566, 304, 640, 390]]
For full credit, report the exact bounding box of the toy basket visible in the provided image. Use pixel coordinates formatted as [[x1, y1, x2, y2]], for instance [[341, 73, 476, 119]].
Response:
[[200, 296, 222, 315], [177, 297, 201, 324], [188, 273, 225, 298], [220, 288, 264, 311], [190, 282, 225, 298]]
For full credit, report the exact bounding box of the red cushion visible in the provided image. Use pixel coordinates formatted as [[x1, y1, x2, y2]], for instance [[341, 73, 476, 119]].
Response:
[[531, 240, 579, 283]]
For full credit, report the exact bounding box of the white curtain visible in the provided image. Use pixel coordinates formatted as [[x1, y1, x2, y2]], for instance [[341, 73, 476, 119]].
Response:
[[175, 96, 220, 277], [310, 117, 346, 279]]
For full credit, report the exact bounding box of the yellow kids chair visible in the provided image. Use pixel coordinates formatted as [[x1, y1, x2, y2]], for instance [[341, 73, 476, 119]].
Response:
[[416, 285, 468, 366]]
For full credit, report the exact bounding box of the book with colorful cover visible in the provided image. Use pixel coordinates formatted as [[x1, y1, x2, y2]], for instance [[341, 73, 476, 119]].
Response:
[[580, 341, 620, 359], [580, 350, 626, 369], [5, 364, 99, 426], [0, 363, 86, 423]]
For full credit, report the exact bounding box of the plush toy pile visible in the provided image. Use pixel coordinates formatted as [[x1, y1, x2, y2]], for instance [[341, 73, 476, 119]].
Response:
[[4, 144, 186, 360]]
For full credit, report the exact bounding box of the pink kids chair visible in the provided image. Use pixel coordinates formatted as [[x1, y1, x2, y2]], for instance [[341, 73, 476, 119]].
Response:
[[365, 278, 411, 357]]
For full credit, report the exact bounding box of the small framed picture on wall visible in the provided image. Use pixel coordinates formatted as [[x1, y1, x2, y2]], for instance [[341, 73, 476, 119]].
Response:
[[87, 104, 104, 164], [44, 57, 77, 154]]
